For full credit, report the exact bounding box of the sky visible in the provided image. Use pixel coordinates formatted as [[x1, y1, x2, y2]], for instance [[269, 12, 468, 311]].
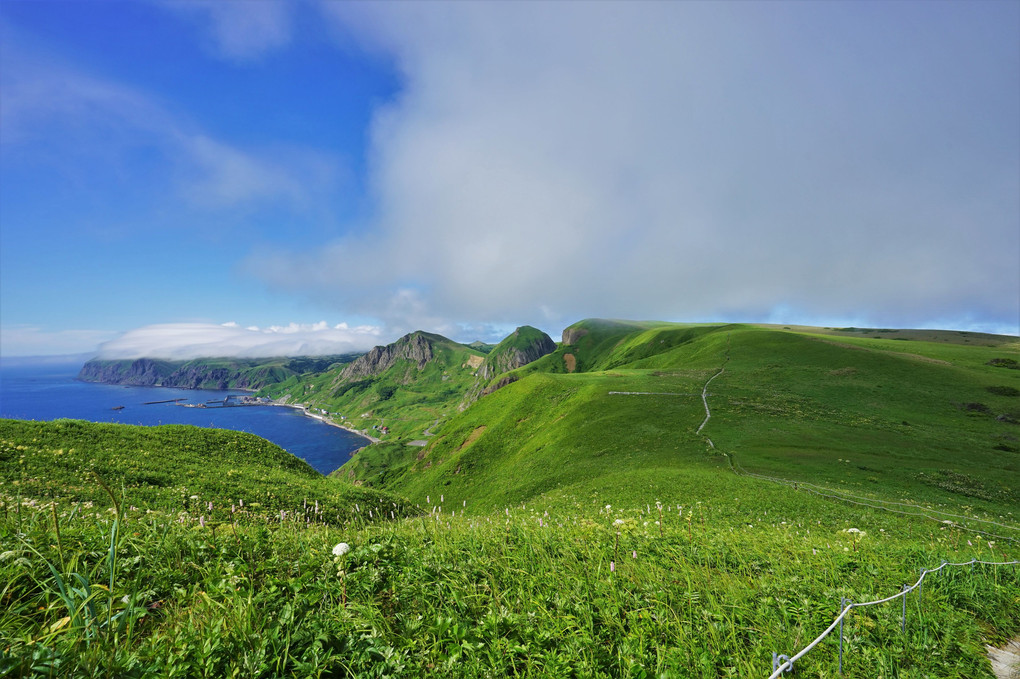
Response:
[[1, 0, 1018, 359]]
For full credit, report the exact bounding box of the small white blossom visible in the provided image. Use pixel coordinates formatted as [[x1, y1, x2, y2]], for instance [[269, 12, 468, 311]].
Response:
[[332, 543, 351, 557]]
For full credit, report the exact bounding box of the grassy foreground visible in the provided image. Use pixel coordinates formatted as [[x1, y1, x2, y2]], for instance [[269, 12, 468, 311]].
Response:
[[2, 421, 1019, 677]]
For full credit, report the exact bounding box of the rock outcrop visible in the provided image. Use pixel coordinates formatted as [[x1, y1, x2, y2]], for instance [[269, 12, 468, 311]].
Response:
[[561, 326, 589, 346], [337, 332, 436, 382]]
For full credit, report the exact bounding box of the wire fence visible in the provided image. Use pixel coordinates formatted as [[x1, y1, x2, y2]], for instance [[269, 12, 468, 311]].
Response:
[[767, 557, 1020, 677], [689, 358, 1020, 676]]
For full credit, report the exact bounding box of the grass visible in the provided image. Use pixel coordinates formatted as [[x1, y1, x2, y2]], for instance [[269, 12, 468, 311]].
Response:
[[3, 320, 1019, 676], [0, 418, 411, 526], [260, 334, 486, 441], [364, 323, 1019, 524], [2, 449, 1017, 677]]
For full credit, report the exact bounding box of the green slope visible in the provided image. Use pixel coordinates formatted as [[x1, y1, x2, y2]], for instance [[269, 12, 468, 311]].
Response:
[[4, 320, 1020, 678], [0, 418, 410, 523], [367, 322, 1020, 521], [260, 332, 487, 441]]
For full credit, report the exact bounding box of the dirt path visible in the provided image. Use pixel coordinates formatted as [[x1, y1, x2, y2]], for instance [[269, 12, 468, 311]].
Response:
[[988, 637, 1020, 679], [696, 367, 725, 436]]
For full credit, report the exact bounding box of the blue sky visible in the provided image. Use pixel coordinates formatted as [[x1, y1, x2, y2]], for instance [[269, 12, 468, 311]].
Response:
[[2, 1, 1017, 358]]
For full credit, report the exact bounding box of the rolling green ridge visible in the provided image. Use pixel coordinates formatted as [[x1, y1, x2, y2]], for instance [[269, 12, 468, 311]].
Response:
[[259, 332, 489, 441], [362, 322, 1019, 521], [0, 419, 409, 524], [3, 320, 1019, 677]]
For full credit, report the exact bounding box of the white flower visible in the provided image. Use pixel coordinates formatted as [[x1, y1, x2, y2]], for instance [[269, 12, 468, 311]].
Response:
[[332, 543, 351, 557]]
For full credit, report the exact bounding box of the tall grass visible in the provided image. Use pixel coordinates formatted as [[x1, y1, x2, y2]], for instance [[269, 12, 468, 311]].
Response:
[[3, 479, 1017, 678]]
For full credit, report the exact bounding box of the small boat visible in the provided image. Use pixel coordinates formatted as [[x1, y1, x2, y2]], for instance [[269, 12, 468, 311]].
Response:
[[111, 405, 125, 411]]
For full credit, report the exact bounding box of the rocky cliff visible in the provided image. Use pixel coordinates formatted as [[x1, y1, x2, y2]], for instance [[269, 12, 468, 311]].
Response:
[[78, 356, 354, 390], [337, 332, 436, 382], [78, 359, 177, 387]]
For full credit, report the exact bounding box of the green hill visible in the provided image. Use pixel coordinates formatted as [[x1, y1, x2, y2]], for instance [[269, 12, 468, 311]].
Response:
[[367, 321, 1020, 519], [0, 418, 409, 524], [3, 321, 1019, 678], [259, 332, 488, 441]]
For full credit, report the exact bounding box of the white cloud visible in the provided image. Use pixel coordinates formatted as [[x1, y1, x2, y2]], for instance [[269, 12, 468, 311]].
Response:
[[249, 1, 1019, 336], [0, 33, 340, 214], [157, 0, 292, 62], [96, 322, 384, 359], [0, 325, 120, 358]]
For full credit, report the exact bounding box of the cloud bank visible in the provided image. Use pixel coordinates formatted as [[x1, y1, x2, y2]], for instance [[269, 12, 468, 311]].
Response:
[[247, 2, 1018, 335], [97, 322, 383, 360]]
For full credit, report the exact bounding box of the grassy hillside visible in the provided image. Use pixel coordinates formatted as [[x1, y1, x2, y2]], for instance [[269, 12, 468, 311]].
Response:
[[377, 322, 1019, 521], [0, 418, 409, 524], [2, 419, 1018, 678], [3, 321, 1019, 677], [260, 333, 487, 441]]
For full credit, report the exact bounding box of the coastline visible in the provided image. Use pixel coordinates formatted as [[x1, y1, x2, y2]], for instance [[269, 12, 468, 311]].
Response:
[[277, 402, 380, 444]]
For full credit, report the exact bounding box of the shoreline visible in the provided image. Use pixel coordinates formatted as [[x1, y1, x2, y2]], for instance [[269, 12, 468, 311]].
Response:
[[277, 402, 380, 444]]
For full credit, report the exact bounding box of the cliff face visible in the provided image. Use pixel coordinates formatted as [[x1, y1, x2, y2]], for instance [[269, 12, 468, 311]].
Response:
[[561, 326, 589, 346], [478, 327, 556, 381], [337, 333, 435, 382], [76, 357, 324, 390], [78, 359, 175, 386]]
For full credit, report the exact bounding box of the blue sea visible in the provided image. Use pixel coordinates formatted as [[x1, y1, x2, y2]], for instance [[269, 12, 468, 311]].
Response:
[[0, 360, 369, 475]]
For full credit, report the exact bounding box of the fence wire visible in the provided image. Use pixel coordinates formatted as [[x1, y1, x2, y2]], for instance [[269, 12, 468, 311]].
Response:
[[766, 557, 1020, 678], [690, 361, 1020, 676]]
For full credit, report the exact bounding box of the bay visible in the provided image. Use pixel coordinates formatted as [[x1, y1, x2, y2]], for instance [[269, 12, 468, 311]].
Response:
[[0, 360, 369, 475]]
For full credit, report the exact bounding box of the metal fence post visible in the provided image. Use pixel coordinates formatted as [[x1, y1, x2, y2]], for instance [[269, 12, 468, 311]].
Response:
[[839, 598, 851, 674], [901, 584, 908, 632]]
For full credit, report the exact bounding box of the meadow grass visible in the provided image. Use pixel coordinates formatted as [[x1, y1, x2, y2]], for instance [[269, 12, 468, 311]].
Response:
[[2, 457, 1017, 678], [3, 322, 1019, 676]]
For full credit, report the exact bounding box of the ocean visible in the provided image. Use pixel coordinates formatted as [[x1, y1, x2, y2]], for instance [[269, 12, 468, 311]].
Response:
[[0, 360, 369, 475]]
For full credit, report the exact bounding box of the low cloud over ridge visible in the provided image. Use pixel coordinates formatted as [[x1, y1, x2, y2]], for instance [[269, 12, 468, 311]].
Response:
[[249, 2, 1019, 336], [97, 322, 383, 360]]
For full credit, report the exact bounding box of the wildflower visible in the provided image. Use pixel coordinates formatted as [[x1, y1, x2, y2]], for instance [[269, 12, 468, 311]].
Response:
[[332, 543, 351, 557], [632, 550, 637, 559], [614, 519, 625, 526], [610, 561, 615, 572], [605, 504, 612, 510], [199, 515, 205, 528]]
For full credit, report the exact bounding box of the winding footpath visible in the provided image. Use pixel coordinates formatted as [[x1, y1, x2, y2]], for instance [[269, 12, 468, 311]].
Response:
[[696, 367, 725, 442]]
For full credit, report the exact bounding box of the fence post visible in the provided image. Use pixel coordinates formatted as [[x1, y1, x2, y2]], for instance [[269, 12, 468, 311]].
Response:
[[901, 584, 908, 633], [839, 598, 851, 674]]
